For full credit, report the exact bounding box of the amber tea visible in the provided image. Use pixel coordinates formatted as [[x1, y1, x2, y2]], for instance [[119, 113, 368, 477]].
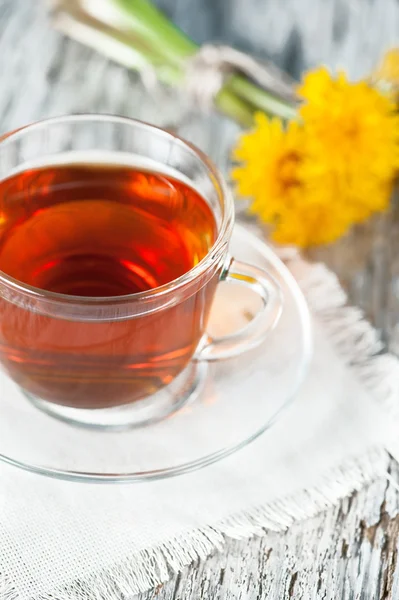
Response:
[[0, 163, 218, 408]]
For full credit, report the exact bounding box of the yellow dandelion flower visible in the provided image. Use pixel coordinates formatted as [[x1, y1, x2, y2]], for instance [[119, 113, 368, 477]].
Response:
[[232, 67, 399, 248], [232, 112, 355, 247], [271, 201, 355, 247], [232, 114, 304, 223], [299, 67, 399, 221]]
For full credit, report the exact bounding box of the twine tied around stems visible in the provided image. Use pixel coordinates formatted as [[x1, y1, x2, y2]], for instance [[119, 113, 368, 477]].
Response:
[[185, 44, 297, 110]]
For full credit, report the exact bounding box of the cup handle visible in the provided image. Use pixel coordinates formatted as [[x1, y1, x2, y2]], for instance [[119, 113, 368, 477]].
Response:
[[197, 258, 284, 361]]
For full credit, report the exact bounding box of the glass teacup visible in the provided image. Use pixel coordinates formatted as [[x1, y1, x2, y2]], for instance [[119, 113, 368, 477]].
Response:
[[0, 115, 283, 428]]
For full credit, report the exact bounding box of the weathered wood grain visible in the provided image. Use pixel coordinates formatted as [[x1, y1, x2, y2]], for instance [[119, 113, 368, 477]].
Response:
[[136, 466, 399, 600], [1, 1, 399, 598]]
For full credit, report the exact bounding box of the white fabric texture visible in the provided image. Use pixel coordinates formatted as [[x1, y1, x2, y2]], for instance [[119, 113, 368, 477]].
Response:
[[0, 246, 398, 600]]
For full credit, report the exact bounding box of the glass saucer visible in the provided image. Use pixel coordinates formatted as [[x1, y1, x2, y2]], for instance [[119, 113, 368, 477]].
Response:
[[0, 225, 312, 483]]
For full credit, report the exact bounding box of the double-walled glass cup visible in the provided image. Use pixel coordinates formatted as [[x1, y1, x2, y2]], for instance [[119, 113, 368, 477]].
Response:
[[0, 115, 283, 429]]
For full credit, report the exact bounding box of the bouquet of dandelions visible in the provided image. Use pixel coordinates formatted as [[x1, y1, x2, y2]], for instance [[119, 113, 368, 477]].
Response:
[[50, 0, 399, 248]]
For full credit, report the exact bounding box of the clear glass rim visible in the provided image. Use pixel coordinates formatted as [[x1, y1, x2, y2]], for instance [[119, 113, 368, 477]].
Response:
[[0, 114, 234, 306]]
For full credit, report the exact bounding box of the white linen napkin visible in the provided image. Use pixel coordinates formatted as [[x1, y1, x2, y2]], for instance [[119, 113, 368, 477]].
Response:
[[0, 238, 398, 600]]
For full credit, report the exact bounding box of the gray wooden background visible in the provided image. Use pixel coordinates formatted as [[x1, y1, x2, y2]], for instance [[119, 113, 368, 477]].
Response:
[[2, 1, 399, 598], [156, 0, 399, 80]]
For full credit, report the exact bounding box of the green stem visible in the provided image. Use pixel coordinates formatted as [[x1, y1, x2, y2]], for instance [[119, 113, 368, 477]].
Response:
[[106, 0, 256, 125], [113, 0, 197, 66], [227, 75, 297, 120], [112, 0, 296, 120], [60, 0, 293, 126], [214, 89, 255, 127]]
